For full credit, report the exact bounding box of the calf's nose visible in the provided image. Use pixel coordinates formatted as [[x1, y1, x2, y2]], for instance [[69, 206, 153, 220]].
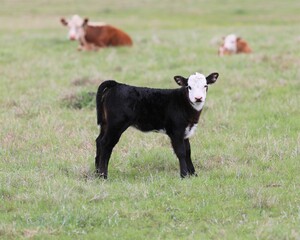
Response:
[[195, 97, 203, 102]]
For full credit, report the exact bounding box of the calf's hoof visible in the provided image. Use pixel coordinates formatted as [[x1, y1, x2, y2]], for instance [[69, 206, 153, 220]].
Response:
[[181, 172, 198, 178], [96, 171, 107, 179], [99, 173, 107, 179], [180, 172, 188, 178]]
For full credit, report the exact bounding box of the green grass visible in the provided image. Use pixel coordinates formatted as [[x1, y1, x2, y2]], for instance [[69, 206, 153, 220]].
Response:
[[1, 0, 300, 239]]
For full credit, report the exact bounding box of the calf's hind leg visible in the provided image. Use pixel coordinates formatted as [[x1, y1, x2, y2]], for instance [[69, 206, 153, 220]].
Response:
[[95, 125, 106, 174], [96, 122, 129, 179]]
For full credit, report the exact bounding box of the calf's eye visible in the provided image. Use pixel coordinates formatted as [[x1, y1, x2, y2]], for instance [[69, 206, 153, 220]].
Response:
[[188, 86, 192, 90]]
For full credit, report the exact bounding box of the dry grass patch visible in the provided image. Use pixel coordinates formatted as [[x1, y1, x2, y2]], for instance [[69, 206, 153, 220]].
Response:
[[60, 91, 96, 109]]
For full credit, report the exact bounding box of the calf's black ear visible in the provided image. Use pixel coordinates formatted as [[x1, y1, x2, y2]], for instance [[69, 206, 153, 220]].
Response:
[[174, 76, 188, 86], [206, 72, 219, 85]]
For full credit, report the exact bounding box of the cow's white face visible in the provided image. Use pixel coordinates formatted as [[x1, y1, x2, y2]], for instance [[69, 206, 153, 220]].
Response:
[[223, 34, 237, 52], [174, 72, 219, 111], [61, 15, 85, 41]]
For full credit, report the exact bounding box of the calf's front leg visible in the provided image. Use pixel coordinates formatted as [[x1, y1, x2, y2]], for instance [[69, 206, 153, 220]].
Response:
[[184, 139, 196, 176], [169, 135, 188, 178]]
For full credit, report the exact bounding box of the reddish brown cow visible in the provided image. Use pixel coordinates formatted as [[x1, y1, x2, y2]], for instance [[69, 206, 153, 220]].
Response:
[[82, 19, 133, 49], [61, 15, 133, 51], [218, 34, 252, 56]]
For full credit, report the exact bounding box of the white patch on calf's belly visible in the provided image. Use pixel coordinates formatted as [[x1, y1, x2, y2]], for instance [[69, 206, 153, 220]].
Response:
[[153, 129, 166, 134], [133, 125, 166, 134], [184, 124, 198, 139]]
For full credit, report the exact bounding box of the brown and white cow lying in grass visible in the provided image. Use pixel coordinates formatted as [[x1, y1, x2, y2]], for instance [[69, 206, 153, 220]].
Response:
[[60, 15, 133, 51], [218, 34, 252, 56]]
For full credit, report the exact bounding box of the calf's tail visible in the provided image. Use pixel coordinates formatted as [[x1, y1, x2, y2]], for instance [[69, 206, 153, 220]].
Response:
[[96, 80, 118, 125]]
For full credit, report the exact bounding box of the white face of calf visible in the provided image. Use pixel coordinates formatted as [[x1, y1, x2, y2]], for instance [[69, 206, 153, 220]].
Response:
[[61, 15, 86, 41], [174, 72, 219, 111], [223, 34, 238, 52]]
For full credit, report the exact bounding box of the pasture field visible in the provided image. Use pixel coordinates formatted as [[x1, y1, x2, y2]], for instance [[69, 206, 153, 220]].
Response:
[[1, 0, 300, 239]]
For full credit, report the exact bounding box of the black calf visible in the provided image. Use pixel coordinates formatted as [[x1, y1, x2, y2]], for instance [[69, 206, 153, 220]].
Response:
[[95, 72, 218, 178]]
